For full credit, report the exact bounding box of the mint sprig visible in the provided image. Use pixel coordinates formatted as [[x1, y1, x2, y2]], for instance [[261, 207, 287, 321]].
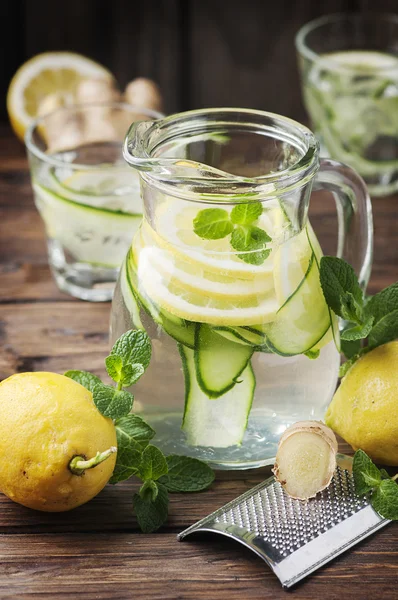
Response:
[[65, 329, 214, 533], [320, 257, 398, 375], [353, 449, 398, 520], [193, 202, 271, 265]]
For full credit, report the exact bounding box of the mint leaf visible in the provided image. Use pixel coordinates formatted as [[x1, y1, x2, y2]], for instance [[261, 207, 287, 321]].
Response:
[[368, 309, 398, 349], [115, 414, 155, 451], [365, 283, 398, 324], [341, 336, 362, 359], [340, 315, 374, 341], [320, 256, 364, 319], [139, 479, 159, 502], [109, 415, 154, 484], [193, 208, 233, 240], [64, 370, 102, 393], [380, 469, 392, 480], [105, 355, 145, 387], [133, 482, 169, 533], [231, 225, 271, 265], [239, 247, 271, 265], [340, 291, 363, 324], [353, 449, 381, 495], [110, 329, 152, 371], [120, 363, 145, 387], [109, 442, 141, 484], [339, 355, 360, 377], [159, 455, 215, 492], [105, 355, 123, 383], [138, 445, 168, 481], [230, 202, 262, 225], [92, 382, 134, 419], [371, 479, 398, 520]]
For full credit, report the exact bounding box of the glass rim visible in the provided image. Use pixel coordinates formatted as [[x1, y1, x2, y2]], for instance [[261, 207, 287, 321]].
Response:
[[123, 107, 320, 202], [25, 101, 163, 171], [295, 12, 398, 67]]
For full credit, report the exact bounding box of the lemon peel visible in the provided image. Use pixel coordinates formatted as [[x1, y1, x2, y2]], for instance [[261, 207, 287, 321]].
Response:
[[325, 341, 398, 466], [0, 372, 117, 511]]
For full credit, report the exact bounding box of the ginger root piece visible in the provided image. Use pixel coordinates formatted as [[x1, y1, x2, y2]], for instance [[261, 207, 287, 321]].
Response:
[[37, 93, 84, 153], [75, 78, 122, 145], [76, 77, 121, 105], [124, 77, 163, 112], [273, 421, 337, 500]]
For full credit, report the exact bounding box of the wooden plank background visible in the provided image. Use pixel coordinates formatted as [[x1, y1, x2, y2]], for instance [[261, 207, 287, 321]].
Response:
[[1, 0, 397, 122]]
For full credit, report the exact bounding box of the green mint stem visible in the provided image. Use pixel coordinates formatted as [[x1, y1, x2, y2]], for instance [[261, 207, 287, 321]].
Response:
[[69, 447, 117, 476], [117, 380, 123, 391]]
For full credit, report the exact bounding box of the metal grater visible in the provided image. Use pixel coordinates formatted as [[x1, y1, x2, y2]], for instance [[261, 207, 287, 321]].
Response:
[[178, 455, 390, 588]]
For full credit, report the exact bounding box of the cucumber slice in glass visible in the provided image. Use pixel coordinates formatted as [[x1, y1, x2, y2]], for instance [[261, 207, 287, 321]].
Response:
[[263, 253, 331, 356], [33, 182, 141, 267], [49, 166, 142, 214], [180, 345, 255, 448], [213, 325, 271, 351], [194, 324, 253, 398]]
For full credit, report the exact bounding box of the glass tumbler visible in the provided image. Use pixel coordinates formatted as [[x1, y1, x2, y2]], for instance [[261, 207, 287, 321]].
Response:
[[25, 102, 162, 301], [296, 13, 398, 196], [111, 107, 373, 469]]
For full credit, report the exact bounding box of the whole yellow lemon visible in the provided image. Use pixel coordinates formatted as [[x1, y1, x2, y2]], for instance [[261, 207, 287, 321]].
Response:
[[325, 341, 398, 465], [0, 372, 117, 511]]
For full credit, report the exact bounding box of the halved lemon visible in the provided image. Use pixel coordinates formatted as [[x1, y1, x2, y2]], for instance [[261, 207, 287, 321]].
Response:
[[7, 52, 112, 141]]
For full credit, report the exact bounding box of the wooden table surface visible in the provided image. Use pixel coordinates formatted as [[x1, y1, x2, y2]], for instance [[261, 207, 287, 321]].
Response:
[[0, 125, 397, 599]]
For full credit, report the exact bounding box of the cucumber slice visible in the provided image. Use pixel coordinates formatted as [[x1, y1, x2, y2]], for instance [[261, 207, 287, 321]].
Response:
[[180, 345, 256, 448], [120, 258, 144, 329], [125, 248, 196, 348], [194, 324, 253, 398], [49, 167, 142, 214], [33, 182, 141, 267], [263, 253, 331, 356], [306, 228, 341, 353], [235, 326, 269, 349], [212, 327, 252, 346], [213, 326, 271, 352]]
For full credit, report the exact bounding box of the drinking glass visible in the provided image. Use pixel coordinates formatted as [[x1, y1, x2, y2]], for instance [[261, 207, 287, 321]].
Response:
[[296, 13, 398, 196], [25, 102, 162, 301], [111, 108, 373, 469]]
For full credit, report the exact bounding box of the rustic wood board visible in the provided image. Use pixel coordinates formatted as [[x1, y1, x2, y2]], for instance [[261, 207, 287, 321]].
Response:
[[0, 125, 397, 598]]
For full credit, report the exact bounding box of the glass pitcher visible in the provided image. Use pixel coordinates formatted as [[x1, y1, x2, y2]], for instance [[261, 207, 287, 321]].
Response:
[[110, 108, 373, 470]]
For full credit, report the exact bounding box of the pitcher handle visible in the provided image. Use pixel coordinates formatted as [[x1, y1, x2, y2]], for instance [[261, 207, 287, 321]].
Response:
[[313, 158, 373, 289]]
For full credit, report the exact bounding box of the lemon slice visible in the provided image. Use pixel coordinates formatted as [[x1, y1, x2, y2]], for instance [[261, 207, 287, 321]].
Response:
[[135, 228, 274, 301], [137, 252, 279, 325], [7, 52, 112, 140], [143, 201, 278, 278]]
